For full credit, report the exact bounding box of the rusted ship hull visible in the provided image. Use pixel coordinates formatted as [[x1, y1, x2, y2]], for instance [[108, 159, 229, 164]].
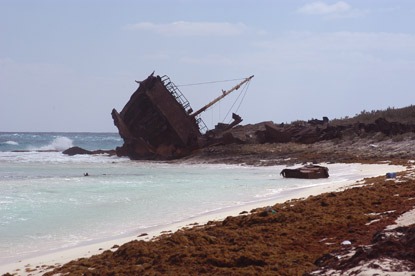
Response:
[[112, 74, 203, 160], [280, 165, 329, 179]]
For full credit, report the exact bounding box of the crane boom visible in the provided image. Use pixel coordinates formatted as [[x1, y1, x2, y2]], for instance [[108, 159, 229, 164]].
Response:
[[190, 75, 254, 118]]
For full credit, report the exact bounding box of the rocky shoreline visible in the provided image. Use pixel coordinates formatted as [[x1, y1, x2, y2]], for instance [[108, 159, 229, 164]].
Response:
[[181, 133, 415, 166]]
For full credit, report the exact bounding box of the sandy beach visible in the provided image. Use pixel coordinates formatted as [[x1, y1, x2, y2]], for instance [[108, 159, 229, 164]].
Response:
[[1, 162, 408, 276]]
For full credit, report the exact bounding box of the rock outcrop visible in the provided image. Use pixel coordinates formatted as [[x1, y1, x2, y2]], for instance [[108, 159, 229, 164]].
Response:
[[222, 117, 415, 145], [63, 147, 115, 156]]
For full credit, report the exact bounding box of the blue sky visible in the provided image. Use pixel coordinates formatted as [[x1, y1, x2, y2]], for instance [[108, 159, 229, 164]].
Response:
[[1, 0, 414, 132]]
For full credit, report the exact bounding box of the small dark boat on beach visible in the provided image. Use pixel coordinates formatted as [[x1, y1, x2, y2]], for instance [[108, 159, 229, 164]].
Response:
[[280, 165, 329, 179]]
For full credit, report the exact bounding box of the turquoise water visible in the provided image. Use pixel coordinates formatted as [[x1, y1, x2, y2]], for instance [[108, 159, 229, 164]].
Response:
[[0, 133, 374, 264], [0, 132, 121, 152]]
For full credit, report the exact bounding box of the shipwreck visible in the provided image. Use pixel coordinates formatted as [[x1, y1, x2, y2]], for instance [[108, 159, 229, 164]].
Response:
[[111, 73, 254, 160]]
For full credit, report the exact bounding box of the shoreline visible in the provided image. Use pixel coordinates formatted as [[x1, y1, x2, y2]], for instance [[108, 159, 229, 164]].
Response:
[[0, 162, 405, 276]]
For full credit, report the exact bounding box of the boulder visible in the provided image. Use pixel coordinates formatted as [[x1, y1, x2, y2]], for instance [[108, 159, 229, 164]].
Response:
[[63, 147, 92, 156]]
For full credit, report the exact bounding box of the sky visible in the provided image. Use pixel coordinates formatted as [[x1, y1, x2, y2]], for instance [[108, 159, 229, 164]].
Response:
[[1, 0, 414, 132]]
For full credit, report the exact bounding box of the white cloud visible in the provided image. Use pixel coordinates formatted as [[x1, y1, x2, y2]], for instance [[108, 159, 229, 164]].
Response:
[[298, 1, 351, 15], [125, 21, 248, 36]]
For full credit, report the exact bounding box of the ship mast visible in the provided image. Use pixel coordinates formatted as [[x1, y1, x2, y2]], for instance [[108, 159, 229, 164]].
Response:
[[190, 75, 254, 118]]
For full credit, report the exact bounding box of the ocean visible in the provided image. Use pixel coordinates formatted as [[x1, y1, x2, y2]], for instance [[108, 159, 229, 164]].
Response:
[[0, 132, 390, 265]]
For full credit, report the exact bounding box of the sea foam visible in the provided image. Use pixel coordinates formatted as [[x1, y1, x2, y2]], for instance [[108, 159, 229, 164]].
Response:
[[3, 141, 19, 145], [33, 136, 74, 151]]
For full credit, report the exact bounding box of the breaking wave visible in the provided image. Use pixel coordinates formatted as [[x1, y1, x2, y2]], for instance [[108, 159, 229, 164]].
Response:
[[3, 141, 19, 145], [34, 136, 74, 151]]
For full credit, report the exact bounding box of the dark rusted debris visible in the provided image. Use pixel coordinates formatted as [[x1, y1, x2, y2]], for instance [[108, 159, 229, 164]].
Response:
[[112, 73, 254, 160], [280, 164, 329, 179], [254, 117, 415, 145]]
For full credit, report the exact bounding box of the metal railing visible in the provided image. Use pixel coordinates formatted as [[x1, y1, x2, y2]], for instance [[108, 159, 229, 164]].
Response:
[[161, 75, 191, 111], [161, 75, 208, 133]]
